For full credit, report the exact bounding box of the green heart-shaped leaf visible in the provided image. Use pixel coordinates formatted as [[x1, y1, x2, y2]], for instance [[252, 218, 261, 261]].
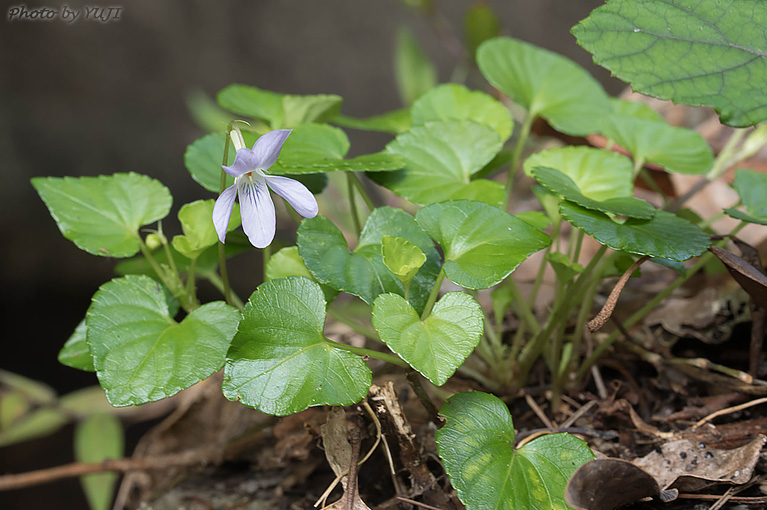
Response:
[[437, 391, 594, 510], [297, 208, 440, 313], [725, 168, 767, 225], [600, 101, 713, 174], [172, 200, 241, 259], [374, 120, 504, 206], [531, 166, 655, 219], [477, 37, 610, 136], [58, 319, 95, 372], [561, 201, 710, 261], [32, 173, 172, 258], [373, 292, 482, 386], [87, 275, 240, 406], [416, 201, 551, 289], [222, 277, 371, 416], [411, 84, 513, 142], [523, 146, 634, 201], [573, 0, 767, 127]]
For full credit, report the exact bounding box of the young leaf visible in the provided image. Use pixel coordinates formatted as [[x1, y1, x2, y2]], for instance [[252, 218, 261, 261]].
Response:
[[172, 200, 241, 259], [437, 392, 594, 510], [725, 168, 767, 225], [265, 246, 339, 303], [561, 202, 710, 262], [184, 132, 236, 192], [217, 84, 342, 127], [546, 252, 584, 284], [381, 235, 427, 287], [87, 275, 240, 406], [58, 319, 95, 372], [573, 0, 767, 127], [75, 414, 123, 510], [464, 2, 501, 60], [600, 102, 713, 174], [530, 166, 655, 219], [374, 120, 504, 206], [31, 173, 172, 258], [477, 37, 610, 136], [334, 109, 412, 134], [297, 208, 441, 314], [222, 277, 372, 416], [373, 292, 483, 386], [523, 146, 635, 201], [395, 25, 437, 106], [411, 84, 513, 142], [416, 200, 551, 289]]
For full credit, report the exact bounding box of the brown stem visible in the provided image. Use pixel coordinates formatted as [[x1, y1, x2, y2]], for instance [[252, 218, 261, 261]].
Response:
[[0, 448, 217, 491], [587, 255, 650, 332]]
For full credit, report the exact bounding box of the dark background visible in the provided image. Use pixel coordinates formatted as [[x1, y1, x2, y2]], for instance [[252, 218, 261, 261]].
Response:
[[0, 1, 620, 508]]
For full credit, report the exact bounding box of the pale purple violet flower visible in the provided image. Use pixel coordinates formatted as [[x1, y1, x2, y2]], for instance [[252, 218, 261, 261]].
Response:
[[212, 129, 318, 248]]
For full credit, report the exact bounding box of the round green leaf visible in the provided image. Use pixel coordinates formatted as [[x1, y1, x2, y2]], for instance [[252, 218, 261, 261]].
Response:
[[31, 173, 172, 258], [600, 103, 713, 174], [58, 319, 95, 372], [372, 292, 482, 386], [437, 391, 594, 510], [530, 166, 655, 219], [75, 414, 123, 510], [217, 84, 284, 123], [725, 168, 767, 224], [573, 0, 767, 127], [86, 275, 240, 406], [375, 120, 504, 206], [184, 132, 235, 193], [222, 277, 371, 416], [381, 235, 426, 286], [172, 199, 241, 259], [523, 146, 634, 201], [416, 201, 551, 289], [411, 84, 513, 142], [298, 208, 441, 314], [561, 201, 710, 261], [265, 246, 339, 302], [477, 37, 610, 136]]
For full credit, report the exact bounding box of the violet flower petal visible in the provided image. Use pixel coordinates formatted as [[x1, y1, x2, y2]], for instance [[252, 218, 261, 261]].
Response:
[[222, 148, 260, 178], [212, 183, 238, 243], [264, 175, 319, 218], [251, 129, 292, 171], [238, 176, 276, 249]]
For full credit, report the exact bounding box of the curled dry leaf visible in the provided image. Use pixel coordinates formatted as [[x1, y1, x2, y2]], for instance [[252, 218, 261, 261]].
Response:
[[633, 435, 766, 491], [710, 245, 767, 310], [566, 458, 678, 510]]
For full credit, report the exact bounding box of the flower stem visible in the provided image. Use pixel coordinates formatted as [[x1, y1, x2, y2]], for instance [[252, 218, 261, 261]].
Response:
[[218, 126, 234, 307], [420, 267, 445, 320], [504, 113, 534, 210], [350, 173, 376, 211], [347, 173, 363, 238], [204, 272, 244, 310], [186, 257, 198, 305], [138, 237, 191, 311], [325, 339, 408, 368], [327, 307, 380, 342]]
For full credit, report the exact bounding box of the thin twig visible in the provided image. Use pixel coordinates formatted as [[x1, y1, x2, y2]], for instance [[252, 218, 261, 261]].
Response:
[[396, 497, 442, 510], [525, 394, 555, 429], [693, 396, 767, 430], [560, 401, 597, 429]]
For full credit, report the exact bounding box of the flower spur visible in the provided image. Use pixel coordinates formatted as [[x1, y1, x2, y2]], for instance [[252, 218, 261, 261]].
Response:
[[212, 128, 318, 248]]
